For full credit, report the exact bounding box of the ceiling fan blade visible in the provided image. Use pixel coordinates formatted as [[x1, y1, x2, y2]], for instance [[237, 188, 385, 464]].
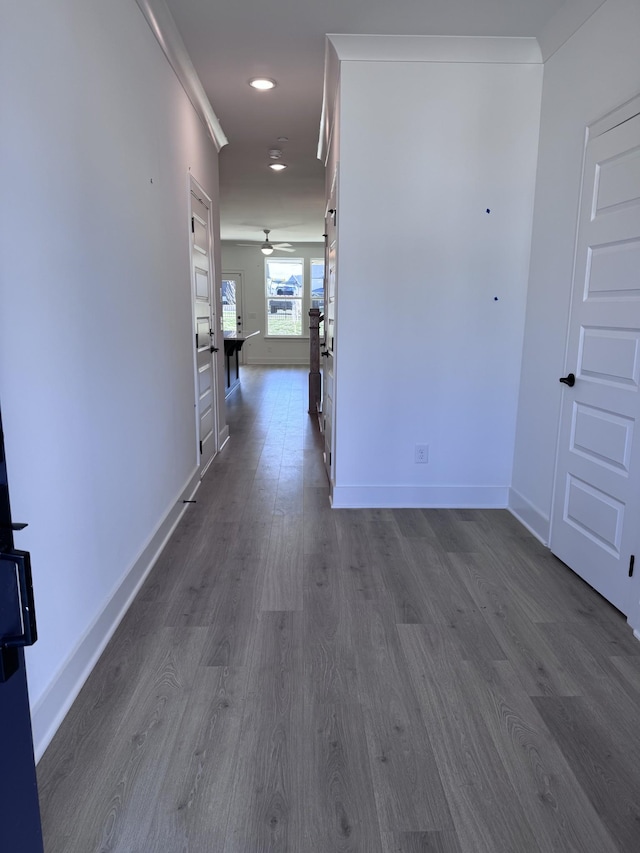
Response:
[[273, 242, 293, 249], [274, 246, 295, 252]]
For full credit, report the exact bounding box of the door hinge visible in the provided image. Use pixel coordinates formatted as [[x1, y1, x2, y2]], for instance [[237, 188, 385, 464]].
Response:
[[195, 332, 199, 348], [629, 554, 635, 578], [199, 440, 203, 455], [191, 216, 195, 234], [329, 451, 332, 466]]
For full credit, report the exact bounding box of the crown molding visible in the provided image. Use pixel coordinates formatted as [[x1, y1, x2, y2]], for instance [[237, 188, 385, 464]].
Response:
[[537, 0, 607, 62], [326, 34, 543, 65], [134, 0, 227, 151], [317, 38, 340, 164], [318, 33, 543, 163]]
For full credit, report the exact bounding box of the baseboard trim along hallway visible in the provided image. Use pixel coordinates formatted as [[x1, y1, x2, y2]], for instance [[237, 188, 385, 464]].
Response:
[[331, 484, 509, 509]]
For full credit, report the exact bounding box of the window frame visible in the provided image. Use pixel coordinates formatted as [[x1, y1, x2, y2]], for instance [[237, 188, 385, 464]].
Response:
[[264, 256, 306, 339]]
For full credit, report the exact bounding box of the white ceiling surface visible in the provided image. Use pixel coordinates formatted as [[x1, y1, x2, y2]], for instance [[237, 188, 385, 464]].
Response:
[[165, 0, 602, 244]]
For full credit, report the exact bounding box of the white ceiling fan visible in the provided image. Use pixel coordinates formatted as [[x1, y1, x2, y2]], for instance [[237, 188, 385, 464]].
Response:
[[236, 229, 295, 254]]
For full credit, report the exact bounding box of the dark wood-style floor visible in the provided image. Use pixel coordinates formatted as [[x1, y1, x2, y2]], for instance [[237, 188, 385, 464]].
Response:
[[38, 366, 640, 852]]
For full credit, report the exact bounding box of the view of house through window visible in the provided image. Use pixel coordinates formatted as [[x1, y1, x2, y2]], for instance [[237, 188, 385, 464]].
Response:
[[221, 279, 237, 333], [311, 258, 325, 337], [265, 258, 304, 336]]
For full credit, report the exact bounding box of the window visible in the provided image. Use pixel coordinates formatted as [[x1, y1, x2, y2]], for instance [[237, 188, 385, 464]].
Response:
[[265, 258, 304, 336], [311, 258, 325, 337], [221, 278, 237, 333]]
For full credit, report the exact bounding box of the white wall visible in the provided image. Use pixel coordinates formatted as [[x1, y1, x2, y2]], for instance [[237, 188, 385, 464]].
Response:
[[332, 58, 543, 507], [0, 0, 224, 757], [221, 243, 324, 364], [511, 0, 640, 542]]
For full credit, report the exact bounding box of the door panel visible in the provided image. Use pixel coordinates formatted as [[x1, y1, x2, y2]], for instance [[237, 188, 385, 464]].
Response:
[[191, 183, 218, 474], [570, 403, 633, 472], [594, 144, 640, 212], [586, 238, 640, 298], [579, 326, 640, 385], [195, 267, 209, 300], [562, 475, 624, 555], [551, 111, 640, 616]]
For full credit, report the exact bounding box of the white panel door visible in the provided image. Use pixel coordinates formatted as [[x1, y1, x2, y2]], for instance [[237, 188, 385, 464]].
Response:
[[322, 181, 337, 486], [191, 186, 218, 474], [551, 111, 640, 616]]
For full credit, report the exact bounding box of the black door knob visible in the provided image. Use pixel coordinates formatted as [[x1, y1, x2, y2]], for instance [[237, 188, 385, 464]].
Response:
[[559, 373, 576, 387]]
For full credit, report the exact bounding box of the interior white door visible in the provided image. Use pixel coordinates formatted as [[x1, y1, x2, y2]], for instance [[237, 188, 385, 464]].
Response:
[[191, 185, 218, 474], [322, 180, 337, 486], [550, 110, 640, 616], [221, 272, 244, 361]]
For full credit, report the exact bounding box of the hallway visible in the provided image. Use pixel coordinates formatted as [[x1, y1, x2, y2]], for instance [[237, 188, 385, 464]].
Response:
[[37, 367, 640, 852]]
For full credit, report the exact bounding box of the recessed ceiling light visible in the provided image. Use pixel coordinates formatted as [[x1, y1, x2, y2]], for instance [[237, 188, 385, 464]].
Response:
[[249, 77, 276, 90], [277, 136, 289, 143], [269, 163, 287, 171]]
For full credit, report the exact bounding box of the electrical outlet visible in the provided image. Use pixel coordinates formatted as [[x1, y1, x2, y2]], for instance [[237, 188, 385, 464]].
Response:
[[415, 444, 429, 464]]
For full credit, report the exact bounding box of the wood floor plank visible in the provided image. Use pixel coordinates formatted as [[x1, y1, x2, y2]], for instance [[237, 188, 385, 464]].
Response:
[[274, 472, 304, 517], [421, 509, 478, 553], [334, 512, 385, 602], [303, 505, 338, 556], [303, 447, 328, 486], [198, 555, 263, 666], [354, 602, 454, 832], [533, 694, 640, 853], [37, 602, 164, 850], [223, 611, 304, 852], [400, 539, 507, 661], [302, 699, 383, 851], [610, 654, 640, 699], [260, 515, 304, 611], [382, 830, 464, 852], [241, 477, 279, 521], [391, 508, 436, 539], [42, 628, 209, 853], [448, 551, 581, 697], [460, 657, 619, 852], [143, 665, 248, 851], [398, 623, 543, 853], [303, 552, 358, 704]]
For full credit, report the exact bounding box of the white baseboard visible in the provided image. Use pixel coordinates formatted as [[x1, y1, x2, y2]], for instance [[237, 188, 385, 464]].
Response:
[[218, 424, 230, 450], [246, 357, 310, 365], [31, 466, 201, 763], [330, 484, 509, 509], [508, 488, 550, 545]]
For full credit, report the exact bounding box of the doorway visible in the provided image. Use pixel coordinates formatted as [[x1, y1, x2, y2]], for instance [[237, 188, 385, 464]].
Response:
[[222, 272, 245, 361]]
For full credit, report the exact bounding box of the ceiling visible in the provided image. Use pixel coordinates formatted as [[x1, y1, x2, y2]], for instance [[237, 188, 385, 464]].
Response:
[[164, 0, 594, 244]]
